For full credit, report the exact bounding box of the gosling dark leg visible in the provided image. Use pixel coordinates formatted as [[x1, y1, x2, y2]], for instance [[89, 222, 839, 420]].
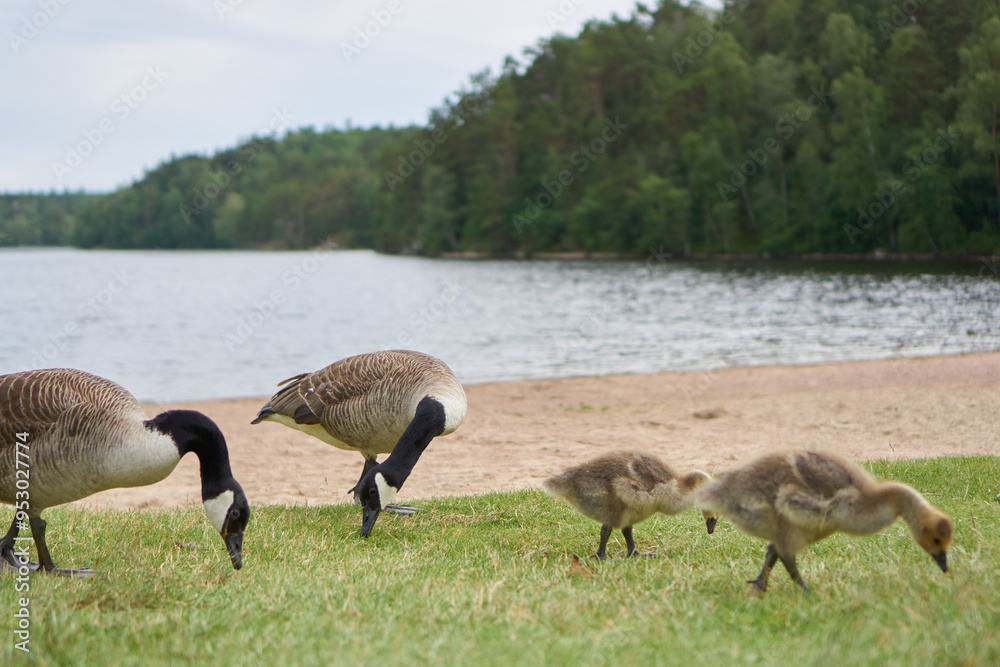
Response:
[[593, 524, 613, 560], [29, 515, 98, 578], [748, 543, 780, 593], [622, 526, 638, 557], [779, 554, 808, 592]]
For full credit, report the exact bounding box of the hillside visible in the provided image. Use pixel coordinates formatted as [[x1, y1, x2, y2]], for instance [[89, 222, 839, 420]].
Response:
[[4, 0, 1000, 257]]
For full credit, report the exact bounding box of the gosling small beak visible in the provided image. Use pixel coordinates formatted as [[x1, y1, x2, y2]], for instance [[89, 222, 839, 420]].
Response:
[[706, 516, 717, 534], [932, 550, 947, 573], [224, 532, 244, 570], [360, 506, 382, 538]]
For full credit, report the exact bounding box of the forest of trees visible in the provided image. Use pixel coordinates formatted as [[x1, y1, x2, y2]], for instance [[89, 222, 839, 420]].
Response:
[[4, 0, 1000, 258]]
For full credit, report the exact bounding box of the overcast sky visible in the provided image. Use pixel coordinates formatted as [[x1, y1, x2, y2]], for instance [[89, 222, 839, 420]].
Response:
[[1, 0, 650, 194]]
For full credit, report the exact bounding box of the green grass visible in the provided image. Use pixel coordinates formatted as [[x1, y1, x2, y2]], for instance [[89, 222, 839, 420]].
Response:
[[2, 456, 998, 666]]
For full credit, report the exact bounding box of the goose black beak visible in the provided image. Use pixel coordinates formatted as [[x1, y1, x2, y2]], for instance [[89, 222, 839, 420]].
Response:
[[224, 532, 244, 570], [360, 506, 381, 538], [932, 550, 947, 573], [706, 516, 717, 534]]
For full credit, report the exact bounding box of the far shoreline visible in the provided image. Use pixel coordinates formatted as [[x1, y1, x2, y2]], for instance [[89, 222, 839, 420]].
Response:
[[3, 244, 997, 273]]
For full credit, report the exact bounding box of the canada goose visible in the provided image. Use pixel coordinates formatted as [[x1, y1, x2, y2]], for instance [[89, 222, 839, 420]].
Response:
[[0, 369, 249, 575], [251, 350, 466, 536], [694, 450, 953, 593], [543, 450, 717, 560]]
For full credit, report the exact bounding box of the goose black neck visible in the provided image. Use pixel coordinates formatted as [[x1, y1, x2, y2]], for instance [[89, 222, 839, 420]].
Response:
[[379, 396, 446, 485], [147, 410, 234, 495]]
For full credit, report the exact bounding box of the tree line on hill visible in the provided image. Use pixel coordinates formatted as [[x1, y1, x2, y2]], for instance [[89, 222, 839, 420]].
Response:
[[3, 0, 1000, 258]]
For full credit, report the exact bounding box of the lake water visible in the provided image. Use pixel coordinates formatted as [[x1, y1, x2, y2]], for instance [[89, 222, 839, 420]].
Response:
[[1, 247, 998, 402]]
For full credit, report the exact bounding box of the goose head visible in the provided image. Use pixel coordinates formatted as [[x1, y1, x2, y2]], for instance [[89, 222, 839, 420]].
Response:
[[147, 410, 251, 569], [910, 507, 953, 573], [358, 470, 399, 537], [203, 483, 251, 569]]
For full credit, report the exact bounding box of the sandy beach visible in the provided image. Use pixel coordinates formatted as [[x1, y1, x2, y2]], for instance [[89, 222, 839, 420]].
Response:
[[73, 351, 1000, 511]]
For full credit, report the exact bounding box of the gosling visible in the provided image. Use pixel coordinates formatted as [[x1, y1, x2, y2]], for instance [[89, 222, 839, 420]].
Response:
[[543, 450, 717, 560], [694, 449, 953, 593]]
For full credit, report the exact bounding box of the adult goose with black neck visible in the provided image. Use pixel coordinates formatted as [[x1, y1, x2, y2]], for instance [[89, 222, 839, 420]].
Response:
[[251, 350, 466, 536], [0, 369, 250, 575]]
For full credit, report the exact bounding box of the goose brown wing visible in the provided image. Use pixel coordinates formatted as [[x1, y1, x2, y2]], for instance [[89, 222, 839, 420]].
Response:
[[0, 369, 140, 444], [0, 369, 144, 495], [252, 372, 321, 425], [253, 354, 407, 434]]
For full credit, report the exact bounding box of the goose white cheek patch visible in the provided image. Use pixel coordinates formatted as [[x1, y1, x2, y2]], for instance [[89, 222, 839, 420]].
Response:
[[374, 473, 397, 508], [204, 490, 235, 533]]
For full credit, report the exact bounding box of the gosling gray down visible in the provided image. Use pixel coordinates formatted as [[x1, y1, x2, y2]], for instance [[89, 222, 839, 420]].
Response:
[[543, 450, 718, 560], [0, 369, 250, 575], [251, 350, 467, 536], [694, 449, 953, 593]]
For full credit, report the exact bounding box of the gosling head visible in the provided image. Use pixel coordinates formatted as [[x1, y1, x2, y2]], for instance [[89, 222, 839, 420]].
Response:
[[681, 470, 717, 534], [910, 507, 953, 573], [203, 482, 251, 570], [358, 471, 398, 538]]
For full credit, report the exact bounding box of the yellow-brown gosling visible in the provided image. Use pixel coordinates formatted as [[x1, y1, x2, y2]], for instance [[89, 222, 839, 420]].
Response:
[[694, 449, 953, 593], [0, 369, 249, 575], [252, 350, 466, 536], [543, 450, 717, 560]]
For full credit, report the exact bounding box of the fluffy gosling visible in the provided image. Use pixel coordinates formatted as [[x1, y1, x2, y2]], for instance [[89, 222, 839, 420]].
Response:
[[694, 449, 953, 593], [543, 450, 717, 560]]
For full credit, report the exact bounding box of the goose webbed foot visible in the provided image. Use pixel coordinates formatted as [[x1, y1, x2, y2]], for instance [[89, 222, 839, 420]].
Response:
[[44, 566, 101, 578], [0, 517, 38, 572], [383, 504, 425, 516], [0, 552, 40, 573], [26, 517, 101, 577]]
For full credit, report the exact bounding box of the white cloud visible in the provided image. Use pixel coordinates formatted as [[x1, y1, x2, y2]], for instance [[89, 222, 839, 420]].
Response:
[[1, 0, 642, 192]]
